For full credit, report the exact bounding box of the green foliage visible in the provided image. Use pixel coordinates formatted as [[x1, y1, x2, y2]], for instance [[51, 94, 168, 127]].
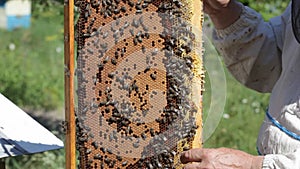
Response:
[[201, 35, 270, 154], [1, 3, 65, 169], [239, 0, 290, 20], [5, 149, 65, 169], [0, 5, 64, 110], [31, 0, 64, 18], [203, 70, 269, 154]]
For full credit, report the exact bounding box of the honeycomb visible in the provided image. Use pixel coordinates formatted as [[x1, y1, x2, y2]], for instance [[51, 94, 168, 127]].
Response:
[[75, 0, 204, 168]]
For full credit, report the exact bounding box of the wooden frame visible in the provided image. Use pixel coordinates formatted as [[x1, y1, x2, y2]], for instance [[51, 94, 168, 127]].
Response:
[[64, 0, 76, 169]]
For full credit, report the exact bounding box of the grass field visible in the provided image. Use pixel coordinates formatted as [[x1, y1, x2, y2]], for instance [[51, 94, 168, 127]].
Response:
[[0, 4, 271, 168], [0, 5, 66, 169], [201, 32, 270, 155], [0, 6, 64, 111], [203, 69, 269, 155]]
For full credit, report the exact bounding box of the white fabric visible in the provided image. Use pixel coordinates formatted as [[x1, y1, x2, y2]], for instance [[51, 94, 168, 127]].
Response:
[[212, 3, 300, 169], [262, 150, 300, 169]]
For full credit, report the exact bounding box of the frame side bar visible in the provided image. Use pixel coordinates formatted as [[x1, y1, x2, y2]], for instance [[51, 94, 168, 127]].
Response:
[[64, 0, 76, 169]]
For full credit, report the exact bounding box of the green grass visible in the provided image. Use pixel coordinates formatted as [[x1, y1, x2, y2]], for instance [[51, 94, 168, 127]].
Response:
[[5, 149, 65, 169], [201, 34, 270, 155], [0, 6, 64, 110], [203, 70, 269, 155], [0, 4, 66, 169]]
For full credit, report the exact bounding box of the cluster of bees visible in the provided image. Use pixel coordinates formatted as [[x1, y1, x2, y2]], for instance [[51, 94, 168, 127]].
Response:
[[75, 0, 202, 168]]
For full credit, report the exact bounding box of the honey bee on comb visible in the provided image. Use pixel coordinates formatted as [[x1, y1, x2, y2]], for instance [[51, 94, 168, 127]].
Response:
[[75, 0, 204, 168]]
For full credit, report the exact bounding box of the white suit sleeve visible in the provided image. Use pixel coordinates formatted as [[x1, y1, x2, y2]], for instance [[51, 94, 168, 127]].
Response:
[[262, 149, 300, 169], [212, 4, 290, 92]]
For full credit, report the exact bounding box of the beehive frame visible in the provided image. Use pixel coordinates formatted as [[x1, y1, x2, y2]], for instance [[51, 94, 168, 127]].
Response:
[[64, 0, 76, 168], [64, 0, 204, 168]]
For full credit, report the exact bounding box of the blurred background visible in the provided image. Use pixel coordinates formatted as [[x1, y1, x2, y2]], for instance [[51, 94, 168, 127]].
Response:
[[0, 0, 289, 168]]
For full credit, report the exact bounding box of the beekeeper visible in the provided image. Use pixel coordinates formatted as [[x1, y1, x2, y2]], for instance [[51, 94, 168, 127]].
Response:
[[181, 0, 300, 168]]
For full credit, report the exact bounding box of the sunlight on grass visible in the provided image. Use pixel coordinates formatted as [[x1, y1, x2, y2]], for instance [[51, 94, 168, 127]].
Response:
[[0, 6, 64, 110]]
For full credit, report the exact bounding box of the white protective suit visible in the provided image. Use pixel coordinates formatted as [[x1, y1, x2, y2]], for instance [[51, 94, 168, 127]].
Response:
[[212, 2, 300, 169]]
